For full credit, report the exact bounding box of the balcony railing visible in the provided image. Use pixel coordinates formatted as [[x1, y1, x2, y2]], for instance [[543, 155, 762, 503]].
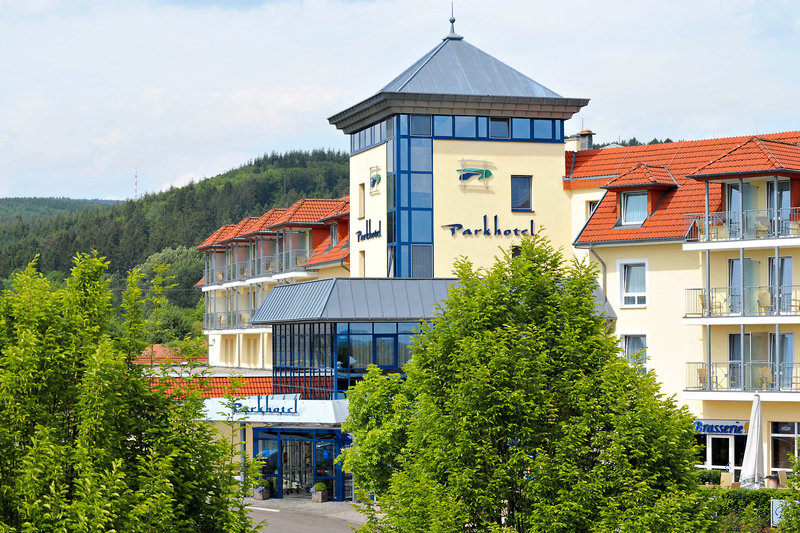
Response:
[[203, 248, 310, 286], [686, 286, 800, 317], [687, 361, 800, 392], [204, 308, 258, 330], [685, 208, 800, 243]]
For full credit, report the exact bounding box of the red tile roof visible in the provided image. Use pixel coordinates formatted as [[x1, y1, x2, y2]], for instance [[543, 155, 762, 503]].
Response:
[[240, 208, 288, 237], [573, 131, 800, 245], [319, 196, 350, 222], [305, 235, 350, 267], [198, 224, 235, 250], [602, 163, 677, 189], [153, 376, 273, 399], [268, 198, 344, 228], [687, 137, 800, 179]]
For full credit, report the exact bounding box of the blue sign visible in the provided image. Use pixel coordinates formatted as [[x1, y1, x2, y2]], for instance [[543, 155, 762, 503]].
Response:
[[443, 215, 534, 237], [357, 219, 382, 242], [693, 420, 746, 435], [232, 396, 299, 415]]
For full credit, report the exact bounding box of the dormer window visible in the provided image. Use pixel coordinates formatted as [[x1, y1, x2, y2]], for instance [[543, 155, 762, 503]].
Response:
[[621, 191, 648, 225], [330, 222, 339, 246]]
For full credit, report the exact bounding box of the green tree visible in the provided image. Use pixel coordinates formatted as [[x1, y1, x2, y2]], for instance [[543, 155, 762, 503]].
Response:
[[341, 234, 711, 532], [0, 252, 260, 532]]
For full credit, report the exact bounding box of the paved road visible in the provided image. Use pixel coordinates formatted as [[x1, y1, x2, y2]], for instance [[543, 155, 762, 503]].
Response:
[[249, 507, 360, 532], [245, 497, 365, 532]]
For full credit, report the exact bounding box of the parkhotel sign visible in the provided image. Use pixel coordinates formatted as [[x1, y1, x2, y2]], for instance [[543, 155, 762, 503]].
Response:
[[443, 215, 535, 237]]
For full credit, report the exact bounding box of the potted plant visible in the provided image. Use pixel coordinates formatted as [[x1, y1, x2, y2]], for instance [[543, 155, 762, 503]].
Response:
[[254, 485, 270, 500], [311, 482, 328, 503]]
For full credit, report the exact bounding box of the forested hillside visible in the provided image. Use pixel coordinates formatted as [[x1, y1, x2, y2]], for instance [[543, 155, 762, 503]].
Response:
[[0, 149, 349, 280], [0, 197, 117, 223]]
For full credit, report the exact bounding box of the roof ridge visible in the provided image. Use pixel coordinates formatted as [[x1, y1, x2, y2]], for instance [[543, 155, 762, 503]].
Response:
[[395, 40, 449, 92], [753, 137, 783, 169], [666, 141, 684, 168], [612, 146, 633, 175]]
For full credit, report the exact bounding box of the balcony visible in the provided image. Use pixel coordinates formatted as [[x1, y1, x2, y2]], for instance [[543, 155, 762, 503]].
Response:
[[204, 309, 258, 330], [687, 361, 800, 392], [685, 208, 800, 244], [685, 286, 800, 318], [203, 249, 310, 286]]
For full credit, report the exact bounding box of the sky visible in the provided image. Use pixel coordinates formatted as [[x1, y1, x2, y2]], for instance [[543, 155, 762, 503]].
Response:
[[1, 0, 798, 200]]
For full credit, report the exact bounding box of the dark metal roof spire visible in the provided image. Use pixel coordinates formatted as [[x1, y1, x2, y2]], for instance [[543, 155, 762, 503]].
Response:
[[444, 3, 463, 40]]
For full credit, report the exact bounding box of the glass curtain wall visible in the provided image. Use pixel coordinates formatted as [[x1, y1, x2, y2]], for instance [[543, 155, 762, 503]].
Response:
[[272, 321, 420, 398]]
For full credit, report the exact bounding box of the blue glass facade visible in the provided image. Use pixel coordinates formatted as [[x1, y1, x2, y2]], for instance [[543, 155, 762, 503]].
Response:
[[272, 321, 419, 399], [352, 114, 565, 278], [254, 427, 352, 501]]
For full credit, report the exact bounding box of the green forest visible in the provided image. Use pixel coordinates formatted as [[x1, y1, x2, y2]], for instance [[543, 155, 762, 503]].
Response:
[[0, 149, 350, 338], [0, 197, 118, 224], [0, 149, 348, 280]]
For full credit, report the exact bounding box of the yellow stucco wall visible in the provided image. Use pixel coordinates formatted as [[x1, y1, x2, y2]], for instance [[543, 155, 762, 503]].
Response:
[[567, 188, 605, 262], [432, 139, 572, 276], [589, 243, 704, 414], [349, 144, 388, 277]]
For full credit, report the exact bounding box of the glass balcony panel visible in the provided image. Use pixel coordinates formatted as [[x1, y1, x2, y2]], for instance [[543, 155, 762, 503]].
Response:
[[685, 207, 800, 243]]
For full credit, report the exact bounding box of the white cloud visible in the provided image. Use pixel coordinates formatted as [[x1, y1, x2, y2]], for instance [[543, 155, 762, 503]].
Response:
[[1, 0, 799, 198]]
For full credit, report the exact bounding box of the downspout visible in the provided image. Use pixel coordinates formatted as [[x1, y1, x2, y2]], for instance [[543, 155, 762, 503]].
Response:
[[589, 244, 606, 295]]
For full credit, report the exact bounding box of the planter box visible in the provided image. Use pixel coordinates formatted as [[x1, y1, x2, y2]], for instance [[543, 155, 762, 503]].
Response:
[[254, 487, 270, 500], [312, 491, 328, 503]]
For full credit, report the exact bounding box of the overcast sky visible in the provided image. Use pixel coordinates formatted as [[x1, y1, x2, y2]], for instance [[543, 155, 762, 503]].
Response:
[[1, 0, 798, 200]]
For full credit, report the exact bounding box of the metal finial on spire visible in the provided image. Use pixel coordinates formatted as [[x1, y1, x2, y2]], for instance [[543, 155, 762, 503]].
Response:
[[444, 2, 463, 40]]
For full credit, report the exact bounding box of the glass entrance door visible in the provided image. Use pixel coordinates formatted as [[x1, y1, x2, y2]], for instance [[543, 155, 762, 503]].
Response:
[[281, 439, 313, 496]]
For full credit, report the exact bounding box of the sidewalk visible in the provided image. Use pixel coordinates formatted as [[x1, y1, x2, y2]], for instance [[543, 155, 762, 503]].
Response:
[[244, 496, 367, 526]]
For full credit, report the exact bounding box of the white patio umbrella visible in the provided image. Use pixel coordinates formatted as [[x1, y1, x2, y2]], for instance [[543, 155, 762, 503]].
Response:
[[739, 393, 764, 489]]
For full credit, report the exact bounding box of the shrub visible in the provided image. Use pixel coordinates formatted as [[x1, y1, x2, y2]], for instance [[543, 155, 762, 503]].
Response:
[[697, 469, 723, 485]]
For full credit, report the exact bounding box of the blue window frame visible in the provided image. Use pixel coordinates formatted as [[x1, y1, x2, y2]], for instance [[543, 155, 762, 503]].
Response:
[[511, 175, 532, 211], [433, 115, 453, 137], [455, 116, 476, 138], [511, 118, 530, 139], [410, 115, 432, 136], [489, 118, 510, 139]]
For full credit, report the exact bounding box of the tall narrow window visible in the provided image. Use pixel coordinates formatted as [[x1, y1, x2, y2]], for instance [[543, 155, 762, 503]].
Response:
[[620, 261, 647, 306], [511, 176, 532, 211], [330, 222, 338, 246], [587, 200, 599, 219], [358, 183, 365, 219], [621, 191, 647, 224]]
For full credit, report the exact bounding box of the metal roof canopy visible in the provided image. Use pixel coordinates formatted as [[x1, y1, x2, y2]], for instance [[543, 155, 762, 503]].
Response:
[[329, 33, 588, 134], [251, 277, 615, 324], [251, 278, 458, 324]]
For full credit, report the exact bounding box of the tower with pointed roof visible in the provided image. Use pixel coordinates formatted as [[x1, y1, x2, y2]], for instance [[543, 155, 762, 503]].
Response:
[[330, 16, 589, 278]]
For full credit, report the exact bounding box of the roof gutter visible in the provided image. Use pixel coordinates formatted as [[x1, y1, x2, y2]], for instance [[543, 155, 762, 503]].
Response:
[[588, 244, 606, 295]]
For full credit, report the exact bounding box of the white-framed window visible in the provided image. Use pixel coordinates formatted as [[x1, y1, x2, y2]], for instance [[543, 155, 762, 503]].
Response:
[[618, 259, 648, 307], [586, 200, 599, 219], [621, 191, 648, 224], [621, 333, 647, 373], [330, 222, 339, 246]]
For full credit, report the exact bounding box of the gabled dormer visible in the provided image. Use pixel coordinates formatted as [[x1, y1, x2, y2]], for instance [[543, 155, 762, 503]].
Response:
[[601, 163, 678, 227]]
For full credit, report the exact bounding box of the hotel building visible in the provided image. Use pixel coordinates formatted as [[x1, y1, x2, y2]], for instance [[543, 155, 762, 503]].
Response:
[[196, 18, 800, 499]]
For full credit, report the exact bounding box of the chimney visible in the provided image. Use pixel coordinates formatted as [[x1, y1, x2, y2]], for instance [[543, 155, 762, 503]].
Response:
[[579, 129, 595, 150]]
